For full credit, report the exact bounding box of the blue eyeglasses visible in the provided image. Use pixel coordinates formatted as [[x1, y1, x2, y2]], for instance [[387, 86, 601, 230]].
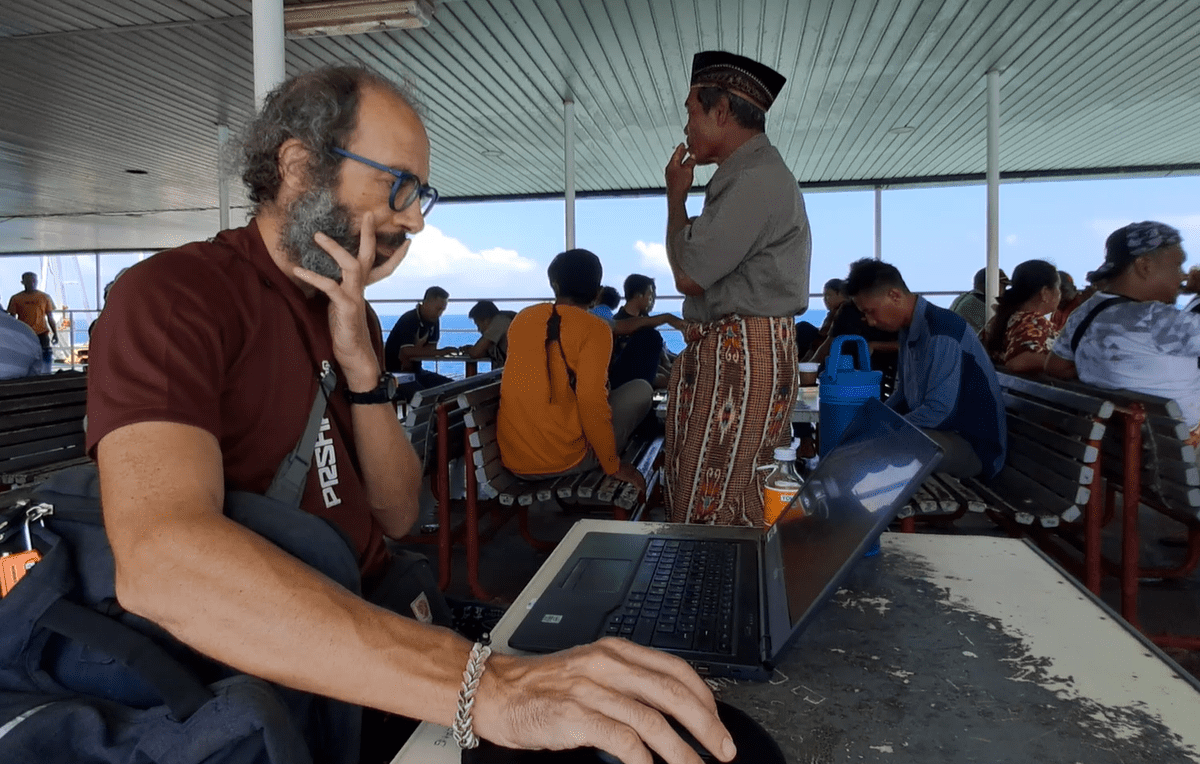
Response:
[[331, 147, 439, 216]]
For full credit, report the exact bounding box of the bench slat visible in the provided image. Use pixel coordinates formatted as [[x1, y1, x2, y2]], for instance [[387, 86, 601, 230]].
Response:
[[0, 373, 87, 400], [0, 404, 88, 435], [0, 390, 89, 417], [0, 419, 85, 449], [988, 466, 1082, 524], [1147, 415, 1191, 442], [1, 443, 88, 479], [932, 473, 988, 513], [1007, 434, 1094, 485], [1039, 376, 1183, 420], [1006, 415, 1100, 463], [1002, 393, 1107, 441], [1007, 450, 1091, 503], [997, 372, 1114, 418]]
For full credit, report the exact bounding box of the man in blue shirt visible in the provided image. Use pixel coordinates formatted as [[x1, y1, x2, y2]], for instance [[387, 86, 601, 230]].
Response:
[[845, 259, 1007, 479], [0, 310, 43, 380]]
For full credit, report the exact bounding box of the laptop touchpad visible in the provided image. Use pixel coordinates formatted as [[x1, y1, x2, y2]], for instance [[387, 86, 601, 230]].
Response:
[[562, 558, 630, 593]]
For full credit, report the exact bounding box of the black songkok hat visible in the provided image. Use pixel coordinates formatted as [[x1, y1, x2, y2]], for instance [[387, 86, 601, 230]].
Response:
[[690, 51, 786, 112]]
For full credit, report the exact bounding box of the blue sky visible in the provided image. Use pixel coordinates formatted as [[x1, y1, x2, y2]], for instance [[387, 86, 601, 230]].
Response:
[[363, 173, 1200, 315], [4, 174, 1199, 324]]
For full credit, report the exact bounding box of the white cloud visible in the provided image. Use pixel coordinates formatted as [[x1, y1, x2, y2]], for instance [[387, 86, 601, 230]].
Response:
[[399, 225, 535, 278], [368, 225, 540, 304], [634, 240, 671, 273], [1005, 234, 1018, 246]]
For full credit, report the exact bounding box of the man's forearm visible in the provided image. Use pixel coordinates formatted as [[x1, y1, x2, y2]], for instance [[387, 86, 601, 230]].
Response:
[[352, 403, 421, 538], [401, 345, 448, 361], [100, 424, 470, 728], [118, 501, 468, 723]]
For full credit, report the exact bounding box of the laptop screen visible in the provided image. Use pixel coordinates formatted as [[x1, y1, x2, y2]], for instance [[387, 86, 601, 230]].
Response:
[[769, 399, 942, 632]]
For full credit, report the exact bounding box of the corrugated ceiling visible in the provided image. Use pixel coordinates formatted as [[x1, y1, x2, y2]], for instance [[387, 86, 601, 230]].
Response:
[[1, 0, 1198, 252]]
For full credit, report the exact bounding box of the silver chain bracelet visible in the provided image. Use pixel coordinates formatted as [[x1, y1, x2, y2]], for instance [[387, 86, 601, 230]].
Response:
[[452, 639, 492, 749]]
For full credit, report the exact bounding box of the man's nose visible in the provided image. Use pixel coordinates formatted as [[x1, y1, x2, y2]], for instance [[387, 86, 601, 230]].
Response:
[[392, 202, 425, 234]]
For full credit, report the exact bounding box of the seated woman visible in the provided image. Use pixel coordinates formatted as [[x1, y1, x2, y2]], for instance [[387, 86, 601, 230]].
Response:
[[498, 249, 653, 492], [981, 259, 1061, 374]]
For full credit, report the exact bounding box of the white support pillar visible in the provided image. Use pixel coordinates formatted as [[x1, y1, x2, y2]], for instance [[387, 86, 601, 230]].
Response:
[[985, 68, 1002, 323], [564, 99, 576, 250], [874, 186, 883, 260], [95, 253, 101, 308], [253, 0, 285, 111], [217, 124, 231, 231]]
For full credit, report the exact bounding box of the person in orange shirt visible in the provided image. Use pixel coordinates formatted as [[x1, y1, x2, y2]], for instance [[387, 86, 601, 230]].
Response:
[[7, 272, 59, 373], [498, 249, 653, 492]]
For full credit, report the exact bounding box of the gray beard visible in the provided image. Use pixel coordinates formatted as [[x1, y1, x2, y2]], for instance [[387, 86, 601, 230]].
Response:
[[280, 187, 355, 282], [280, 188, 413, 283]]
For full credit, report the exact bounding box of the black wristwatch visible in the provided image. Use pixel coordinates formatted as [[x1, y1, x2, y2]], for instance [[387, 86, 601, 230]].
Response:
[[345, 373, 398, 405]]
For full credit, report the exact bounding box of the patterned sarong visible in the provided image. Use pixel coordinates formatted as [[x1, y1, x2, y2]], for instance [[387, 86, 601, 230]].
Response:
[[664, 315, 798, 526]]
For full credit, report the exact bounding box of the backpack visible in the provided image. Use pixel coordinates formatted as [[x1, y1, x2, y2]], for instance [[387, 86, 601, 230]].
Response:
[[0, 364, 446, 762], [0, 463, 362, 763]]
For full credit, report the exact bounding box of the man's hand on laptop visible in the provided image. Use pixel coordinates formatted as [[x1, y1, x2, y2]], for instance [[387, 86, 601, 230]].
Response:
[[614, 462, 647, 494], [473, 637, 735, 764]]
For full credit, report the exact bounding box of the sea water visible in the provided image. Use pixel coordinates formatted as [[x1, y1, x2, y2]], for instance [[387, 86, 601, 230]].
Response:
[[379, 309, 829, 381]]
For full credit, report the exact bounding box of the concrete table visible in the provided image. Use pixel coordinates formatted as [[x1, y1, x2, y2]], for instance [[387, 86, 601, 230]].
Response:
[[392, 525, 1200, 763]]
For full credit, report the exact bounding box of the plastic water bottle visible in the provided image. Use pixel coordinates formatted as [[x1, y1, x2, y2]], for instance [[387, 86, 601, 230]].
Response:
[[763, 445, 803, 526]]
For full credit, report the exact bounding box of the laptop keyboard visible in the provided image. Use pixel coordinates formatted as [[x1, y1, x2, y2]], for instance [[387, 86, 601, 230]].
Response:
[[603, 538, 737, 654]]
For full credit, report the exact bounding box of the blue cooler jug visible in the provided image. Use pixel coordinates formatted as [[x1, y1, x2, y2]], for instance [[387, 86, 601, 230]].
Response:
[[818, 336, 885, 556], [818, 335, 882, 457]]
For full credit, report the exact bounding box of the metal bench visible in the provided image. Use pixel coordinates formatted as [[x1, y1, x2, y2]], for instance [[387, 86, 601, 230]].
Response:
[[0, 371, 90, 488], [397, 370, 503, 591], [895, 373, 1109, 538], [459, 382, 663, 599], [1032, 375, 1200, 650]]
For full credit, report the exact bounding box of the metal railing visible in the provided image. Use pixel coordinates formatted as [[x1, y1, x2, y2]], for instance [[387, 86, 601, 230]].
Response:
[[52, 290, 966, 376]]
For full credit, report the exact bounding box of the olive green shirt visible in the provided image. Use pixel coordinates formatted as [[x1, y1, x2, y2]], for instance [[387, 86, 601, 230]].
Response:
[[670, 133, 811, 323]]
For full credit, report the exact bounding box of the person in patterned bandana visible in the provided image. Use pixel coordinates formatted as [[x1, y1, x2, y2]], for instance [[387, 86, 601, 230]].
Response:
[[662, 51, 811, 526], [1048, 222, 1200, 460]]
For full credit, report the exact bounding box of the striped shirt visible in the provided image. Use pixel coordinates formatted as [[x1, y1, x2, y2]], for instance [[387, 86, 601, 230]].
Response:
[[0, 312, 44, 379]]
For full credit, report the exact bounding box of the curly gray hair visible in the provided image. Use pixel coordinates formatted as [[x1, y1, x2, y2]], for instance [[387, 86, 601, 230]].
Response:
[[241, 65, 419, 212]]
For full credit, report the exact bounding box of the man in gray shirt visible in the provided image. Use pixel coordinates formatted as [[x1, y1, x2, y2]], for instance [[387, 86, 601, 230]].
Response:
[[662, 50, 812, 526]]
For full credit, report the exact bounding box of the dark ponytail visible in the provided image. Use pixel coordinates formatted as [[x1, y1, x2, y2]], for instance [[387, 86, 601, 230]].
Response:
[[985, 259, 1059, 357]]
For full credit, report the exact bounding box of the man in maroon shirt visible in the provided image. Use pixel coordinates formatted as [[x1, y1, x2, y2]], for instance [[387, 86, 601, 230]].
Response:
[[88, 66, 731, 764]]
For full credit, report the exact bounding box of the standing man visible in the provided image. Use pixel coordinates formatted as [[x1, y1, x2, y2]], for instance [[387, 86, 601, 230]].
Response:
[[8, 271, 59, 373], [384, 285, 455, 389], [662, 51, 812, 526], [85, 65, 730, 764]]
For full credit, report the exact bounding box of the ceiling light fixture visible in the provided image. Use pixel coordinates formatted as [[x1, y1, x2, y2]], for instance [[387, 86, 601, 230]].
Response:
[[887, 125, 916, 136], [284, 0, 434, 38]]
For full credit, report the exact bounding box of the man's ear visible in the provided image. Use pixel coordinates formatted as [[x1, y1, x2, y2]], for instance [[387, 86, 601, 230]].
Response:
[[714, 95, 732, 125], [277, 138, 313, 198], [1132, 255, 1155, 280]]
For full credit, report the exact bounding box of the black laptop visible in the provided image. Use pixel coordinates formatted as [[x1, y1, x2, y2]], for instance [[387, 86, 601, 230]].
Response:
[[507, 398, 944, 680]]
